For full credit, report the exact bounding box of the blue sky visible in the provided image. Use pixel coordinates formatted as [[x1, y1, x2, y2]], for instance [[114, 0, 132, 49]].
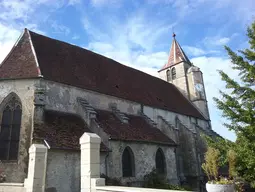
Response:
[[0, 0, 255, 141]]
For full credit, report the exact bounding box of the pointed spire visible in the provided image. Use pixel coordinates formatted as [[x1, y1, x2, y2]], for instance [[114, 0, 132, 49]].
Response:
[[159, 33, 191, 71]]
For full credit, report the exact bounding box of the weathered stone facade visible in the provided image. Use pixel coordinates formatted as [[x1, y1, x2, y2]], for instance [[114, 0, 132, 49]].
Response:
[[0, 78, 211, 189], [0, 29, 218, 191], [0, 79, 37, 182]]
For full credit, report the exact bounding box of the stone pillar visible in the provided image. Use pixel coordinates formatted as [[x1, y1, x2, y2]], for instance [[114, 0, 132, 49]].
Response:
[[80, 132, 105, 192], [24, 144, 47, 192], [34, 82, 46, 124]]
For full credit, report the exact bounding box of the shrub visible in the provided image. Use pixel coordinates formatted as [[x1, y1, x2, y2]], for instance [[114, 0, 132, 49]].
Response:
[[202, 147, 220, 181], [143, 169, 191, 191], [100, 174, 122, 186], [227, 149, 237, 178]]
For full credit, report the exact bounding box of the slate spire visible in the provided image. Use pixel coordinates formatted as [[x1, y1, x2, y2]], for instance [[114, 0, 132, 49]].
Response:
[[160, 33, 191, 71]]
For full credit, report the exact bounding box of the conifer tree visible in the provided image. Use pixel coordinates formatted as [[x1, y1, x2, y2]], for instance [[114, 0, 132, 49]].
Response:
[[214, 20, 255, 187]]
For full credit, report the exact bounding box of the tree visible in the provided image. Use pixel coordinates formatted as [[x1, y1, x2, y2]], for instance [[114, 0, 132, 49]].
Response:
[[214, 20, 255, 187], [201, 134, 234, 167]]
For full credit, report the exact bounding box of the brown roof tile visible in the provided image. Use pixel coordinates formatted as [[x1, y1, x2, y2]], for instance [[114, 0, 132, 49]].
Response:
[[0, 30, 39, 79], [33, 110, 109, 151], [160, 34, 191, 71], [1, 29, 205, 120], [95, 109, 176, 146]]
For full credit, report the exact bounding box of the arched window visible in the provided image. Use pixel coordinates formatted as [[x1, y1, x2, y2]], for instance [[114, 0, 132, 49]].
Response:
[[155, 148, 166, 175], [0, 95, 22, 160], [171, 67, 176, 80], [122, 147, 135, 177], [175, 116, 179, 128], [166, 70, 171, 81]]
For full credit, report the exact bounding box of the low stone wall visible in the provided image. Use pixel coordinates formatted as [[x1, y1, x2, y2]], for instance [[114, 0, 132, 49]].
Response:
[[0, 183, 25, 192], [96, 186, 193, 192]]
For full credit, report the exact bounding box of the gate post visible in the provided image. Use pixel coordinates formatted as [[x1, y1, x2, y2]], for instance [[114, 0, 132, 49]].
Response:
[[24, 144, 47, 192], [80, 132, 105, 192]]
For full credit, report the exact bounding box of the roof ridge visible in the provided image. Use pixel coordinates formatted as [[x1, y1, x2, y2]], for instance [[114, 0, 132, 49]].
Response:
[[0, 29, 26, 68], [26, 29, 42, 77], [27, 29, 171, 82]]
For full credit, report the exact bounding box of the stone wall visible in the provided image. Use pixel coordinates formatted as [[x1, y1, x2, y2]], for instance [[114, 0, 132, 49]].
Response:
[[107, 141, 178, 186], [158, 63, 190, 98], [42, 79, 210, 189], [0, 79, 37, 182], [44, 80, 140, 115], [43, 79, 209, 130], [45, 150, 106, 192]]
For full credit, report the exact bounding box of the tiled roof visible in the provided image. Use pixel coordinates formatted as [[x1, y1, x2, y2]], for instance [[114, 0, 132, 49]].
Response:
[[33, 110, 109, 152], [0, 30, 39, 79], [95, 109, 176, 146], [0, 29, 205, 120], [160, 34, 191, 71]]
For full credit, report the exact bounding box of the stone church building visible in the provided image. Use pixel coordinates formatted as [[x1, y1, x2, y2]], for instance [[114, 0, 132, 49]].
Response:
[[0, 29, 219, 191]]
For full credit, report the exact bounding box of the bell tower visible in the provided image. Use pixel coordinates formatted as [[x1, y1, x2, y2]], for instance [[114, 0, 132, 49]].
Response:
[[158, 33, 210, 120]]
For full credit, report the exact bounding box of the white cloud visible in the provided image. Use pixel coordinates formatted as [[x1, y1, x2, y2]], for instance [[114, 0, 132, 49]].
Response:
[[203, 36, 231, 46], [72, 34, 80, 40], [68, 0, 81, 5], [183, 46, 206, 56], [90, 0, 122, 7], [82, 12, 175, 76], [0, 0, 64, 22], [50, 20, 70, 36], [0, 24, 20, 64]]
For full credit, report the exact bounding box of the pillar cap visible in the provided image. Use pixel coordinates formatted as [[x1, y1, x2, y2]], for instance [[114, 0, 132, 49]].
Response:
[[80, 132, 101, 144], [29, 144, 47, 153]]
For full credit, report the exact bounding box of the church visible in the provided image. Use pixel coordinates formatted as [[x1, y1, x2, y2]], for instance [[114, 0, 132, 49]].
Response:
[[0, 29, 219, 191]]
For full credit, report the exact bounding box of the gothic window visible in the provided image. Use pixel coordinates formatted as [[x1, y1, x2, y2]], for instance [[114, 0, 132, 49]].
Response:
[[171, 67, 176, 80], [0, 96, 22, 160], [175, 116, 179, 128], [122, 147, 135, 177], [166, 70, 171, 81], [155, 148, 166, 175]]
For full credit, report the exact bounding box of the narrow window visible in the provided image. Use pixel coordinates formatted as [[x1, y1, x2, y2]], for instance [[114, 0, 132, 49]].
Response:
[[175, 116, 179, 128], [155, 148, 166, 175], [166, 70, 171, 81], [0, 96, 22, 160], [172, 67, 176, 80], [122, 147, 135, 177]]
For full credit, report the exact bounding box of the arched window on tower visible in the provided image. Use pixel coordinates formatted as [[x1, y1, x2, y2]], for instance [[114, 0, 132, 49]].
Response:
[[0, 95, 22, 160], [171, 67, 176, 80], [175, 116, 179, 129], [155, 148, 166, 175], [122, 147, 135, 177], [166, 70, 171, 81]]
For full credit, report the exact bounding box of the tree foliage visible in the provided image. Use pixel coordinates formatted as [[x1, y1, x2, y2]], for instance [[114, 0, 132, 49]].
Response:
[[201, 134, 234, 167], [213, 20, 255, 187]]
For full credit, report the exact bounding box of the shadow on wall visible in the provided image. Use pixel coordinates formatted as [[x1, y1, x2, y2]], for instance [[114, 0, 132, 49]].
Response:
[[45, 187, 57, 192]]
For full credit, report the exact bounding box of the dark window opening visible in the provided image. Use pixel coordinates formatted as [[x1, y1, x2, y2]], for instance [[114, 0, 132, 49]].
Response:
[[0, 97, 22, 160], [172, 67, 176, 80], [175, 116, 179, 128], [122, 147, 135, 177], [166, 70, 171, 81], [156, 148, 166, 175]]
